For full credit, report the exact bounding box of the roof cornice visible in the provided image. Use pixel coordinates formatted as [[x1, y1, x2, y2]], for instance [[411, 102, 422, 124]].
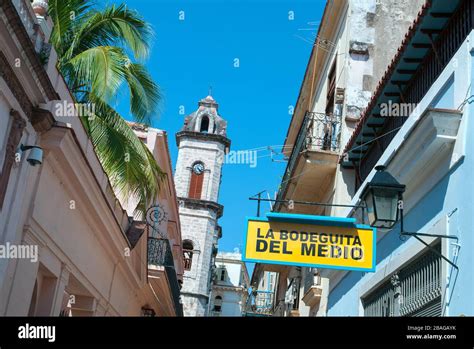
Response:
[[176, 130, 231, 149]]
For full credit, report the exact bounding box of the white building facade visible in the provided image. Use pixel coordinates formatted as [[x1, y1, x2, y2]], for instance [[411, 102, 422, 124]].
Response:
[[0, 0, 179, 317], [210, 251, 250, 317]]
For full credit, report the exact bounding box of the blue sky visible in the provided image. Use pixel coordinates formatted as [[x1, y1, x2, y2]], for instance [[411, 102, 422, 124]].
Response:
[[109, 0, 325, 267]]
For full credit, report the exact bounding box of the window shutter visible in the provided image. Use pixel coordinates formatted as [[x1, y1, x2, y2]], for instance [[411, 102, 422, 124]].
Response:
[[188, 173, 204, 199]]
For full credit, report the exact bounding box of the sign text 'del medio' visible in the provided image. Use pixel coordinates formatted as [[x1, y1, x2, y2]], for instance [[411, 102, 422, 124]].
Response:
[[244, 214, 376, 272]]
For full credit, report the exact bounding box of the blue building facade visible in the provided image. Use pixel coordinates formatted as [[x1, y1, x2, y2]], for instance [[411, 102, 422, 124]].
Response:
[[328, 0, 474, 316]]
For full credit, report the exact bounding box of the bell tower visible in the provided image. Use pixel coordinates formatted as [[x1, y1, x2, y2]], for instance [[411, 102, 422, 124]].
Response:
[[174, 95, 230, 316]]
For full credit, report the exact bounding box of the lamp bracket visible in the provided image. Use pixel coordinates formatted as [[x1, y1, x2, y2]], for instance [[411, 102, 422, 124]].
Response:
[[400, 231, 458, 240], [20, 144, 41, 151], [399, 207, 459, 270], [399, 231, 459, 270]]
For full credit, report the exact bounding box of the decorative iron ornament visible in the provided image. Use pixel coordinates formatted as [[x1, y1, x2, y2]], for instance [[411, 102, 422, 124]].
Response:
[[146, 204, 168, 238]]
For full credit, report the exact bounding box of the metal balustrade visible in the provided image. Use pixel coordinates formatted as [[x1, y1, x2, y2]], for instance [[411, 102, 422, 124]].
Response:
[[244, 290, 275, 316], [11, 0, 49, 60], [304, 112, 342, 153], [147, 237, 175, 268]]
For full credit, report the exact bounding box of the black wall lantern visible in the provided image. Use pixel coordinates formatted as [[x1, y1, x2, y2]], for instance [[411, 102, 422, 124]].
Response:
[[360, 165, 405, 229], [360, 165, 459, 270]]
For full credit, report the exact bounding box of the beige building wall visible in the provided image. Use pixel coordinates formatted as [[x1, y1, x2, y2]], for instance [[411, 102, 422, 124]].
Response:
[[0, 0, 181, 316], [128, 124, 185, 284]]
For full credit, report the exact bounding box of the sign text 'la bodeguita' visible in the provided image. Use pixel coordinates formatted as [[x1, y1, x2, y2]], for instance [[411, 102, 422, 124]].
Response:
[[243, 213, 375, 272], [255, 228, 364, 261]]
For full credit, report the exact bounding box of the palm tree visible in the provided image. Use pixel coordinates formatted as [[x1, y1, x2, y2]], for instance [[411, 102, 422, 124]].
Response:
[[48, 0, 164, 217]]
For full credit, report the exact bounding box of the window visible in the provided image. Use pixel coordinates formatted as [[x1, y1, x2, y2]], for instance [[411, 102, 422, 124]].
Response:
[[220, 268, 226, 281], [188, 162, 204, 199], [183, 240, 194, 271], [0, 110, 25, 209], [0, 96, 10, 157], [214, 296, 223, 312], [323, 60, 337, 150], [188, 172, 204, 199], [326, 60, 337, 116], [290, 278, 301, 310], [363, 244, 442, 317], [200, 115, 210, 133]]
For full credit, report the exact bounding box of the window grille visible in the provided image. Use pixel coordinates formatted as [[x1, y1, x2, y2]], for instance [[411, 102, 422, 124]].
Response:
[[363, 244, 442, 317]]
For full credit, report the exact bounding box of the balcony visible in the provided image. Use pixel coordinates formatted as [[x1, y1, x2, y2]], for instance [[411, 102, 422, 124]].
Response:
[[148, 237, 174, 267], [147, 237, 183, 316], [302, 286, 322, 309], [275, 111, 341, 214], [301, 270, 323, 310], [12, 0, 50, 61], [244, 290, 275, 317]]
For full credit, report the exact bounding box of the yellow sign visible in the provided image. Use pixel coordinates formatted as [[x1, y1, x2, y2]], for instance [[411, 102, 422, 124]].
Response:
[[243, 214, 376, 272]]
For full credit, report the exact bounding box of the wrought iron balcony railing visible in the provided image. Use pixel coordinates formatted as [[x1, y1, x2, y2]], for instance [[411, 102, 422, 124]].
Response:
[[244, 290, 275, 316], [147, 237, 175, 268], [147, 237, 184, 316], [303, 112, 342, 153]]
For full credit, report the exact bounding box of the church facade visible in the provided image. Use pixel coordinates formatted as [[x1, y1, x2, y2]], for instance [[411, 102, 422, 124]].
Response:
[[174, 95, 230, 316]]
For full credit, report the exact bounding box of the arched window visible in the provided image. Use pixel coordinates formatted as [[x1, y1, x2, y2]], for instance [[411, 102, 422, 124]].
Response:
[[214, 295, 223, 312], [183, 240, 194, 271], [188, 162, 204, 199], [200, 116, 210, 133]]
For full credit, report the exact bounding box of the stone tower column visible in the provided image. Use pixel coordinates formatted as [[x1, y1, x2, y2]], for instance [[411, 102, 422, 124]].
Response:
[[174, 95, 230, 316]]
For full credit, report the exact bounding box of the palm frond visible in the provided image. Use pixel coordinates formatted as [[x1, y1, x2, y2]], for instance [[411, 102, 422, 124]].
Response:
[[49, 0, 91, 58], [67, 46, 128, 101], [84, 97, 165, 209], [124, 63, 161, 125], [50, 0, 164, 217], [67, 3, 153, 61]]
